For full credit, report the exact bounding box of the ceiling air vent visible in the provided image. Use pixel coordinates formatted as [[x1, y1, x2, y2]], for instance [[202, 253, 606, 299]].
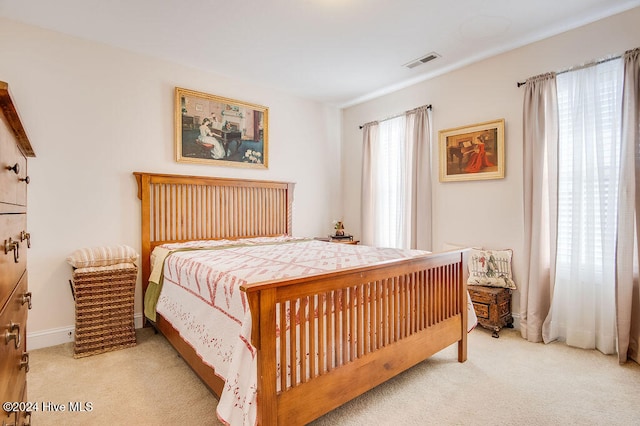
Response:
[[404, 52, 441, 69]]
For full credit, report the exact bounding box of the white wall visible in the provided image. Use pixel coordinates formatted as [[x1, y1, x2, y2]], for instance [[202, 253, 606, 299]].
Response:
[[341, 7, 640, 323], [5, 7, 639, 348], [0, 18, 341, 348]]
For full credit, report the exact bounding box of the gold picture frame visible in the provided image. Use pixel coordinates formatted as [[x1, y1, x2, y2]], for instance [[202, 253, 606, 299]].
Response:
[[439, 119, 505, 182], [175, 87, 268, 169]]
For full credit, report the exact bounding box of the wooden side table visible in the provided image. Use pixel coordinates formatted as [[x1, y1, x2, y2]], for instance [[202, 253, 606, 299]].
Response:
[[468, 285, 513, 338], [330, 238, 360, 245], [315, 236, 360, 245]]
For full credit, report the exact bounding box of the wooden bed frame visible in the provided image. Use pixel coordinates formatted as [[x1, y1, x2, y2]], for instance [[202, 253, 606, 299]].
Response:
[[134, 171, 468, 425]]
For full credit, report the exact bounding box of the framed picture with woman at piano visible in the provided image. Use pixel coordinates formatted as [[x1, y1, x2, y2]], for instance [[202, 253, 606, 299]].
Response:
[[175, 87, 268, 169], [438, 118, 505, 182]]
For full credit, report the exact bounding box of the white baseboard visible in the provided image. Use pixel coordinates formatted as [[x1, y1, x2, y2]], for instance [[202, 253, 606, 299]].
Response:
[[134, 313, 144, 329], [27, 325, 75, 350], [27, 313, 145, 350], [511, 312, 521, 330]]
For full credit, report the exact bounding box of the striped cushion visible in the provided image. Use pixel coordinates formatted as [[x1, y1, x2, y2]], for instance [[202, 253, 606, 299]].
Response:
[[67, 245, 138, 268], [73, 262, 138, 274]]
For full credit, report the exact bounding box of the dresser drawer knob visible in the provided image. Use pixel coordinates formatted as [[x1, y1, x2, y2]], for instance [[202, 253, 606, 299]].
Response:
[[20, 352, 30, 372], [20, 231, 31, 248], [5, 322, 21, 349], [4, 238, 19, 263], [21, 292, 32, 310], [5, 163, 20, 174], [19, 175, 30, 185]]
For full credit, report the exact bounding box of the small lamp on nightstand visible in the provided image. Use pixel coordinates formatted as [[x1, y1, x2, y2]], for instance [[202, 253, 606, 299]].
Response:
[[328, 220, 358, 243]]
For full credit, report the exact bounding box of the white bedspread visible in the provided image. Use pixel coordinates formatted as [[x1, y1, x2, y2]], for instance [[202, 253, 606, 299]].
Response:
[[151, 236, 476, 425]]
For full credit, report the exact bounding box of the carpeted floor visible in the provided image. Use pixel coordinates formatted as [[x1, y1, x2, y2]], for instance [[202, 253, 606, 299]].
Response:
[[28, 327, 640, 425]]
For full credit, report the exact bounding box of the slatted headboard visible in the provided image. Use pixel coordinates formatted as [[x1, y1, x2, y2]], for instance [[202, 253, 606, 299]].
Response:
[[133, 172, 295, 295]]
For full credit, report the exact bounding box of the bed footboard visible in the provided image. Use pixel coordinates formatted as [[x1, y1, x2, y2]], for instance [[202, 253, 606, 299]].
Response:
[[241, 249, 467, 425]]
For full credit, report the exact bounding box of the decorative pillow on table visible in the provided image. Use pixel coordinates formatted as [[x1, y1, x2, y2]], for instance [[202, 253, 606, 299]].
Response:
[[66, 245, 138, 268], [467, 248, 516, 289]]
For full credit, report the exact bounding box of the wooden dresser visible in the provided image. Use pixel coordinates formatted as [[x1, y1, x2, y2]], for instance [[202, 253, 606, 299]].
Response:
[[1, 81, 35, 426]]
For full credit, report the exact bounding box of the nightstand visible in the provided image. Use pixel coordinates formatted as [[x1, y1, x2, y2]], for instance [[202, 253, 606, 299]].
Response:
[[315, 236, 360, 245], [468, 285, 513, 338], [330, 238, 360, 245]]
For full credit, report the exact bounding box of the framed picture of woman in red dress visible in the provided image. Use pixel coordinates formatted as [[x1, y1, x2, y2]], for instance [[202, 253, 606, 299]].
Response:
[[438, 119, 505, 182]]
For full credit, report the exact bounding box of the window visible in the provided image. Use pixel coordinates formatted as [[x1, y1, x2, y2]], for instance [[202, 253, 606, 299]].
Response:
[[362, 106, 431, 250], [371, 115, 412, 249], [556, 60, 623, 272], [549, 58, 623, 352]]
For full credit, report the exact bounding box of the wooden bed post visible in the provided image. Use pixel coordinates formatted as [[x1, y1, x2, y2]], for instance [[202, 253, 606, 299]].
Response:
[[286, 182, 295, 236], [248, 288, 278, 425], [458, 251, 468, 362], [134, 172, 151, 308]]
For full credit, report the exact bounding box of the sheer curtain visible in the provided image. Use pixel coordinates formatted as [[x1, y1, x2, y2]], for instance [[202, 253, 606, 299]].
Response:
[[542, 58, 624, 354], [374, 115, 411, 248], [360, 107, 432, 249], [521, 73, 558, 343], [617, 48, 640, 363]]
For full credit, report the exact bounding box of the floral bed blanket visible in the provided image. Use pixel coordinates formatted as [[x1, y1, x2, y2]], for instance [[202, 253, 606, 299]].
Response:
[[148, 236, 476, 425]]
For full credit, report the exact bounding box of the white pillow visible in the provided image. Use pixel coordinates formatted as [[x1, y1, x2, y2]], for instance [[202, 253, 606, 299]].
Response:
[[441, 242, 467, 251], [467, 248, 515, 289], [67, 245, 138, 268]]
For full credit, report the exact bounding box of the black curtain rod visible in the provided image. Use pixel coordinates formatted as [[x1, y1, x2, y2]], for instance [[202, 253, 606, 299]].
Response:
[[516, 55, 622, 87], [359, 104, 432, 129]]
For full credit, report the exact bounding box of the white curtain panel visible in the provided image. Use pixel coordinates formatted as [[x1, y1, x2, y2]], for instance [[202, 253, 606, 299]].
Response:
[[407, 106, 433, 251], [521, 73, 558, 343], [543, 58, 624, 354], [616, 48, 640, 363]]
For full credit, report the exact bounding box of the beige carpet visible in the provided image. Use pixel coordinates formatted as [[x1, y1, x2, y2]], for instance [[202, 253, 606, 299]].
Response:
[[28, 327, 640, 425]]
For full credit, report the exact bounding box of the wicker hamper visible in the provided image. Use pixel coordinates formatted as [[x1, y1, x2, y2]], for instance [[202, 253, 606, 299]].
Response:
[[70, 263, 137, 358]]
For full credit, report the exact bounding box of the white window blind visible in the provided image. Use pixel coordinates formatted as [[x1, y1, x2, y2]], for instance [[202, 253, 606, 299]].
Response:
[[556, 60, 623, 271]]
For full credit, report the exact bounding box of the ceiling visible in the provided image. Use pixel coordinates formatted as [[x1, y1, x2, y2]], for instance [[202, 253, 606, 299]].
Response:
[[2, 0, 639, 107]]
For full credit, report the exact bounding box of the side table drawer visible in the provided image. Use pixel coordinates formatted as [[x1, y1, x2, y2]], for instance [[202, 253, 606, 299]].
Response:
[[472, 302, 489, 319]]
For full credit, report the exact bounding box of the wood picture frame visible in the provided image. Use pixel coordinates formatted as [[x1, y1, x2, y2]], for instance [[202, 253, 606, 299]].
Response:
[[439, 119, 505, 182], [175, 87, 268, 169]]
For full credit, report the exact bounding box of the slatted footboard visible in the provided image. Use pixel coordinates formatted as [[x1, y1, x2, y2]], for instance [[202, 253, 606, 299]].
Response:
[[243, 250, 467, 425]]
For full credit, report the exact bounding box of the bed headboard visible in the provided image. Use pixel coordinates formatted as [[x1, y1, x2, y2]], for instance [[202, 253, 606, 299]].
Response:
[[133, 172, 295, 294]]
